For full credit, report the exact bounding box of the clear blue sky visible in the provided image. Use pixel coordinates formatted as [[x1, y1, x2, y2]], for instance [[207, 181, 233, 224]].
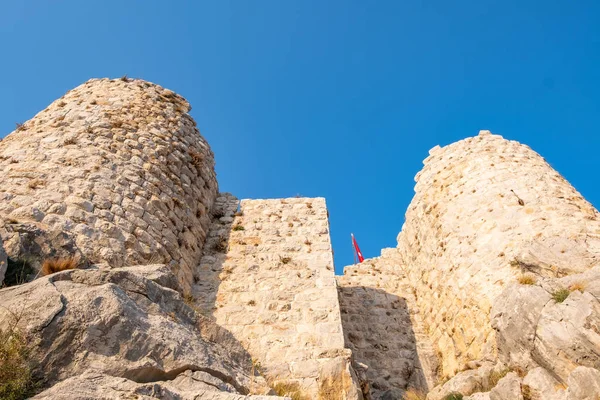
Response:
[[1, 1, 599, 273]]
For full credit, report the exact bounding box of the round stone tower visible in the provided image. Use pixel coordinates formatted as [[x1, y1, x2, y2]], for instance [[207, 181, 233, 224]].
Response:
[[396, 130, 600, 377], [0, 78, 218, 292]]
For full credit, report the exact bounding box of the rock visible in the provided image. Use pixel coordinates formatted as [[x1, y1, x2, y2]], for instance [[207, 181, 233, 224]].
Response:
[[0, 265, 271, 396], [426, 365, 495, 400], [33, 372, 288, 399], [0, 235, 7, 284], [565, 366, 600, 400], [491, 283, 551, 371], [522, 367, 565, 400], [489, 372, 523, 400], [534, 289, 600, 381], [0, 221, 88, 277], [465, 393, 491, 400]]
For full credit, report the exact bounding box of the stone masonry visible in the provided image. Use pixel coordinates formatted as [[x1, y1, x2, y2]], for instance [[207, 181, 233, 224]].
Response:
[[337, 248, 439, 398], [342, 130, 600, 381], [0, 78, 218, 292], [194, 197, 361, 399]]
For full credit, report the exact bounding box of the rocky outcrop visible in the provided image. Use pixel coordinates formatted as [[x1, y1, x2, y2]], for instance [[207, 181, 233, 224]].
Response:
[[0, 264, 275, 398], [33, 372, 287, 400], [0, 236, 7, 283], [0, 78, 218, 291]]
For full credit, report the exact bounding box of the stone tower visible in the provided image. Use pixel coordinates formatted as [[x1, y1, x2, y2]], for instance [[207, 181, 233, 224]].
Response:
[[0, 78, 218, 292]]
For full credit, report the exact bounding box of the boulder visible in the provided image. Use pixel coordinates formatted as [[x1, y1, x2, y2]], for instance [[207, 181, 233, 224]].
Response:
[[0, 265, 271, 396], [33, 372, 287, 400], [489, 372, 522, 400], [522, 367, 566, 400], [565, 366, 600, 400]]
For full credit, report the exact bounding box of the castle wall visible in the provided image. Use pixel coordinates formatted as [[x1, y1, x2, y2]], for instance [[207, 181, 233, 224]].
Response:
[[194, 197, 360, 399], [394, 130, 600, 377], [337, 248, 439, 398], [0, 78, 218, 291]]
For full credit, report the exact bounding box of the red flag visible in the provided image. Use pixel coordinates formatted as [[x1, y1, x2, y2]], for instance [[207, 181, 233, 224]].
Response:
[[351, 233, 364, 263]]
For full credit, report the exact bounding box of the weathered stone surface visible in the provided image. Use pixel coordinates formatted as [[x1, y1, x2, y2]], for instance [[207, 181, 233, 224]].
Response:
[[33, 372, 288, 400], [337, 253, 438, 398], [492, 268, 600, 383], [193, 196, 362, 399], [426, 365, 497, 400], [522, 367, 565, 400], [0, 78, 218, 291], [565, 366, 600, 400], [391, 131, 600, 376], [0, 265, 271, 396], [489, 372, 523, 400]]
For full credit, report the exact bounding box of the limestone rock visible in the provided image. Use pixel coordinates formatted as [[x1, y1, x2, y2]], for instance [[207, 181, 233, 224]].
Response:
[[522, 367, 566, 400], [565, 366, 600, 400], [426, 365, 496, 400], [0, 265, 271, 396], [489, 372, 522, 400], [33, 372, 288, 400], [492, 268, 600, 383]]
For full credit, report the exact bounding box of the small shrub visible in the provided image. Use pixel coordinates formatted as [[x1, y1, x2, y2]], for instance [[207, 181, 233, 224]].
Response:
[[272, 381, 308, 400], [552, 288, 570, 303], [517, 274, 536, 285], [280, 256, 292, 265], [569, 281, 586, 292], [0, 315, 35, 399], [41, 257, 78, 276], [442, 393, 463, 400], [403, 389, 427, 400], [120, 74, 129, 82], [233, 224, 245, 231], [15, 122, 25, 132], [486, 368, 509, 390]]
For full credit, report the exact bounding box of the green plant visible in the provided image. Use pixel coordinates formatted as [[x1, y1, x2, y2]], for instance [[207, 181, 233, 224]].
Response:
[[0, 312, 35, 399], [232, 224, 245, 231], [442, 393, 463, 400], [552, 288, 570, 303]]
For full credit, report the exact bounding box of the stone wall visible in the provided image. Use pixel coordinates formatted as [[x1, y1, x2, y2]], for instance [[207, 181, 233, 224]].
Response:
[[194, 197, 361, 399], [337, 248, 439, 399], [0, 78, 218, 291], [393, 130, 600, 377]]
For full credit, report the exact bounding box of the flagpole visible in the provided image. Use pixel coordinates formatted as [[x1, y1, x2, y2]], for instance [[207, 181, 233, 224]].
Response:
[[351, 233, 357, 265]]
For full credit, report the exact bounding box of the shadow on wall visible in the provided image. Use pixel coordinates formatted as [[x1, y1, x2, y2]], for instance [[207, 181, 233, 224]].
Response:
[[338, 285, 428, 399], [192, 194, 239, 319]]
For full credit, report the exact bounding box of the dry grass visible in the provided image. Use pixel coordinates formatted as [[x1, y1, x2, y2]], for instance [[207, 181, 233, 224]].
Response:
[[569, 281, 586, 292], [403, 388, 427, 400], [517, 274, 536, 285], [272, 381, 309, 400], [0, 312, 35, 399], [41, 257, 78, 276]]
